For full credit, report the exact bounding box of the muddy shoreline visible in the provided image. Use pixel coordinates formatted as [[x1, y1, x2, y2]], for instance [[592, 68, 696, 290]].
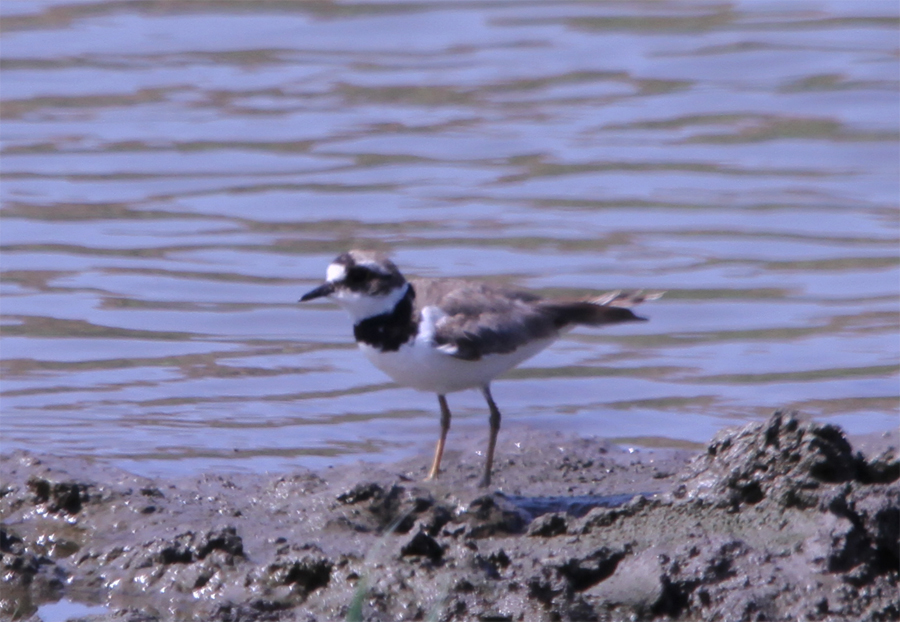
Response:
[[2, 411, 897, 622]]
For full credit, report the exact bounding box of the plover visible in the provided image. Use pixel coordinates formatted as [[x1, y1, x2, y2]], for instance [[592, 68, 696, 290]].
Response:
[[301, 250, 658, 487]]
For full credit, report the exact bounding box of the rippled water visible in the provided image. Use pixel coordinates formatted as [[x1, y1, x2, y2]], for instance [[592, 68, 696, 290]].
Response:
[[1, 0, 898, 477]]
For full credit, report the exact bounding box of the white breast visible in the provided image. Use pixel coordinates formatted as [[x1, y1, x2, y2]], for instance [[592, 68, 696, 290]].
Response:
[[359, 306, 557, 394], [333, 282, 410, 323]]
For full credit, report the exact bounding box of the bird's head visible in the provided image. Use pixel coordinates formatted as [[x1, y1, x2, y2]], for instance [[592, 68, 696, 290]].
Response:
[[300, 250, 409, 321]]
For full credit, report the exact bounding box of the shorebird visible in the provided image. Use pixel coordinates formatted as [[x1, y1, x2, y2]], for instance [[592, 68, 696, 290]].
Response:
[[300, 250, 658, 487]]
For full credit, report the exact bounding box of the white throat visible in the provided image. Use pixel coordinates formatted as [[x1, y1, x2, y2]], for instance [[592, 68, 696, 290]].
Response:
[[332, 282, 410, 323]]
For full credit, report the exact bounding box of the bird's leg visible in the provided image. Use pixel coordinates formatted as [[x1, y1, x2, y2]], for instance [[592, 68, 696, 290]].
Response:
[[479, 385, 502, 488], [426, 394, 451, 480]]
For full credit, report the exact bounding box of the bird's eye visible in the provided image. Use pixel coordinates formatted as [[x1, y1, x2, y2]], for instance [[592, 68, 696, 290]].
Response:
[[344, 267, 368, 285]]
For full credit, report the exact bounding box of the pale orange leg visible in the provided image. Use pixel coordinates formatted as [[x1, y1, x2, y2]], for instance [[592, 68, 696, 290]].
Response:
[[426, 394, 451, 480], [479, 384, 501, 488]]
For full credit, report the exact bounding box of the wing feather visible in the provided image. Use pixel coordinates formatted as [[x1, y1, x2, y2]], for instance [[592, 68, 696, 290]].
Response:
[[410, 279, 658, 361], [412, 279, 557, 361]]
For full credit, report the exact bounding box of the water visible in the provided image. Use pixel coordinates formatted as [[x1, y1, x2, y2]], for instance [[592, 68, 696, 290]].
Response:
[[36, 599, 110, 622], [1, 0, 897, 478]]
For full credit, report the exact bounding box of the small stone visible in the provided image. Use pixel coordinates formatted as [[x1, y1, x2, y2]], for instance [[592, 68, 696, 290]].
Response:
[[399, 530, 443, 561], [527, 513, 568, 538]]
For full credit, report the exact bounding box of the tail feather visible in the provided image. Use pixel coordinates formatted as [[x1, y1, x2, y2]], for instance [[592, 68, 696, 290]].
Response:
[[541, 290, 663, 328], [590, 290, 664, 308]]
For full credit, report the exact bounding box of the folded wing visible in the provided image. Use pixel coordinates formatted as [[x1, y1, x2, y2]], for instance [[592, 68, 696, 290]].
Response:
[[413, 279, 654, 361]]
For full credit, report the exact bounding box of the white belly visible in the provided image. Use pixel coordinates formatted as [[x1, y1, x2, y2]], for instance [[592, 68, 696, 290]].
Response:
[[359, 336, 556, 394]]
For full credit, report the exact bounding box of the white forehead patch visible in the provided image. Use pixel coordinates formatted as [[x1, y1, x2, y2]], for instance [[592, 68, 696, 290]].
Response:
[[326, 263, 346, 283]]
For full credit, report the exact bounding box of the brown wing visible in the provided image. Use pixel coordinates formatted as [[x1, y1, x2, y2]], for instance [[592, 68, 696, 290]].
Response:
[[411, 278, 559, 361], [411, 279, 654, 361]]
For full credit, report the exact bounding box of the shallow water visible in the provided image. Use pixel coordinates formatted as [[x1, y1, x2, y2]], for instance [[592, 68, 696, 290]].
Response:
[[1, 0, 897, 477]]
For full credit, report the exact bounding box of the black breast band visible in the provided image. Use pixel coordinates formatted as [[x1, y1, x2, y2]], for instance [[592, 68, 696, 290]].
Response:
[[353, 285, 418, 352]]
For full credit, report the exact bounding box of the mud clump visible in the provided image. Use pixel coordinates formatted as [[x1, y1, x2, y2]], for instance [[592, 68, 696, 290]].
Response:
[[1, 411, 896, 621], [27, 478, 93, 515], [677, 410, 895, 510], [0, 527, 67, 617]]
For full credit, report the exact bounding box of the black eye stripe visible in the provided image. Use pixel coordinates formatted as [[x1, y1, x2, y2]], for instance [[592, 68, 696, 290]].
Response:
[[333, 256, 405, 295], [345, 266, 370, 284]]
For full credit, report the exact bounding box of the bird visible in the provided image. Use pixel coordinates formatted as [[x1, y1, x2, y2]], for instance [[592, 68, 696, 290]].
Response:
[[300, 250, 659, 488]]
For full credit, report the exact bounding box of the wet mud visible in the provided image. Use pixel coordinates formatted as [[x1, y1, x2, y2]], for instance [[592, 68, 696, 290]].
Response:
[[2, 411, 897, 622]]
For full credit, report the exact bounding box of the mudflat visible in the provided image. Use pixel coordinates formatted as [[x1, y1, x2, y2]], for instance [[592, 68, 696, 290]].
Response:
[[2, 411, 897, 622]]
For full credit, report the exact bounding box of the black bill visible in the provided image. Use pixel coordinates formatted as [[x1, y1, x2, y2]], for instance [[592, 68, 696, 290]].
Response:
[[299, 282, 335, 302]]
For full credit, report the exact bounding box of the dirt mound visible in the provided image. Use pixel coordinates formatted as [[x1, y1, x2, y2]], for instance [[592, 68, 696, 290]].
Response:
[[678, 410, 898, 508], [1, 412, 896, 621]]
